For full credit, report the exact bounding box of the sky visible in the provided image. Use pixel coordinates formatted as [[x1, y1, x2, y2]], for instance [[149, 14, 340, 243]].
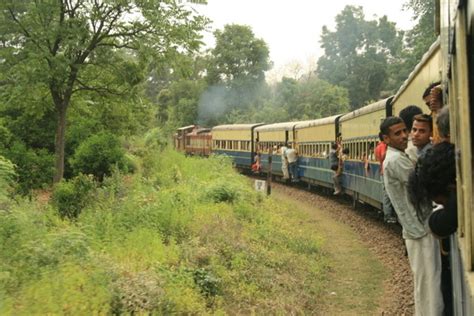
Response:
[[191, 0, 416, 82]]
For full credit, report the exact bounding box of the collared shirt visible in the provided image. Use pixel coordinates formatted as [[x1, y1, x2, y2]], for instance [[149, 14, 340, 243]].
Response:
[[405, 138, 417, 162], [383, 146, 431, 239], [286, 148, 297, 163]]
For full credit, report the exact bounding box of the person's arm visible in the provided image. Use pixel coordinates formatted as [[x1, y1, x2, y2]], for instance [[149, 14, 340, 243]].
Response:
[[429, 192, 458, 237]]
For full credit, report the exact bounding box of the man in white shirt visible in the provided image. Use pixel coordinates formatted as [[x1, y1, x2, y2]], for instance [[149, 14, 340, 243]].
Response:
[[280, 144, 289, 180], [285, 144, 298, 182], [381, 116, 443, 316]]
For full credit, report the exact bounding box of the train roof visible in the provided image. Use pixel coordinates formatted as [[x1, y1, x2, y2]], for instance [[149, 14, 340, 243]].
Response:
[[254, 121, 304, 132], [339, 98, 391, 123], [391, 39, 440, 105], [177, 125, 195, 131], [186, 127, 211, 135], [211, 123, 264, 131], [295, 115, 341, 130]]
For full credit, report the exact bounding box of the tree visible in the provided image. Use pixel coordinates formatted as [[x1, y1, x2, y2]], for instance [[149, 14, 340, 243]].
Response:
[[316, 6, 404, 109], [0, 0, 207, 182], [401, 0, 437, 74], [205, 24, 271, 118]]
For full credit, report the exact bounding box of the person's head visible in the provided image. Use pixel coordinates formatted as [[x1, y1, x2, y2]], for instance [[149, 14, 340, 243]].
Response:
[[409, 142, 456, 206], [422, 81, 440, 104], [411, 114, 432, 149], [378, 132, 384, 142], [380, 116, 408, 151], [423, 81, 443, 112], [331, 142, 337, 150], [399, 105, 423, 132], [437, 106, 450, 142]]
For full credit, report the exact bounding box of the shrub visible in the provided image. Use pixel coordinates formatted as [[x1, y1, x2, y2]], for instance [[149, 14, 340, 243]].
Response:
[[205, 181, 241, 204], [2, 141, 54, 194], [0, 155, 16, 206], [70, 132, 127, 181], [51, 174, 96, 219]]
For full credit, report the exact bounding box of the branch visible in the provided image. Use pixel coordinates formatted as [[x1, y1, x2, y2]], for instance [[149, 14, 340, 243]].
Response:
[[73, 78, 128, 97]]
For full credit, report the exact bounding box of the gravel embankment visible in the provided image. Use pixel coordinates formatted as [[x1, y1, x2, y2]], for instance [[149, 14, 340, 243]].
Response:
[[271, 181, 414, 315]]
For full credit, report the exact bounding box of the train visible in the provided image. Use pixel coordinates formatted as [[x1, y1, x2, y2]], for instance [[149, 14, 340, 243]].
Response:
[[174, 0, 474, 313]]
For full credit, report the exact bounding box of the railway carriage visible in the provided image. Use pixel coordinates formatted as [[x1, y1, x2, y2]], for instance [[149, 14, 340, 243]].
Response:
[[296, 115, 340, 188], [254, 122, 300, 176], [438, 0, 474, 313], [211, 123, 263, 169], [390, 40, 442, 116], [174, 125, 196, 153], [338, 98, 392, 208], [184, 127, 212, 156]]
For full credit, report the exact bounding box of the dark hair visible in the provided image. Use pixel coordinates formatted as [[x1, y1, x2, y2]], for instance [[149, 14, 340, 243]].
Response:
[[379, 116, 404, 136], [413, 113, 433, 131], [342, 148, 349, 155], [378, 132, 384, 141], [437, 106, 450, 138], [331, 142, 337, 150], [422, 81, 441, 99], [399, 105, 423, 131], [408, 142, 456, 219]]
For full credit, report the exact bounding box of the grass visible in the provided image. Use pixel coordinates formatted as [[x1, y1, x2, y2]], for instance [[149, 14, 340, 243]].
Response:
[[272, 190, 387, 315], [0, 142, 331, 314]]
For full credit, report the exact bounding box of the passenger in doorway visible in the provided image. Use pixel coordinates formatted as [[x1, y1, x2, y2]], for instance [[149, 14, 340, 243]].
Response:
[[333, 147, 349, 196], [374, 133, 397, 224], [286, 144, 299, 182], [380, 116, 444, 316], [409, 107, 459, 316], [411, 114, 433, 160], [436, 106, 451, 143], [280, 143, 289, 181], [409, 142, 456, 316], [423, 81, 444, 144], [330, 142, 342, 195], [251, 152, 261, 174], [399, 105, 423, 162]]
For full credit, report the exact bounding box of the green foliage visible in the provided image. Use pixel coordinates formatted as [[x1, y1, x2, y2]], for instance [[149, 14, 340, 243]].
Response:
[[2, 141, 54, 194], [2, 263, 112, 315], [0, 139, 329, 313], [206, 180, 242, 203], [317, 5, 404, 108], [0, 155, 16, 207], [70, 132, 127, 181], [0, 0, 208, 181], [51, 174, 96, 219], [401, 0, 438, 76]]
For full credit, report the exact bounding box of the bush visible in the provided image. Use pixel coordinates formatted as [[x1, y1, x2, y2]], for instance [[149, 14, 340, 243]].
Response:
[[2, 141, 54, 194], [0, 155, 16, 205], [70, 132, 127, 180], [51, 174, 96, 219], [205, 181, 241, 203]]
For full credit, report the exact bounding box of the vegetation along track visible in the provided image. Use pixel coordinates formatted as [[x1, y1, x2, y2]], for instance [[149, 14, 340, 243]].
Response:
[[267, 180, 414, 315]]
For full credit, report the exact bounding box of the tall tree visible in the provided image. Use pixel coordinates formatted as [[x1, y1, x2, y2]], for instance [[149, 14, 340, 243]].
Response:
[[401, 0, 437, 72], [0, 0, 207, 182], [206, 24, 271, 118], [317, 6, 404, 109]]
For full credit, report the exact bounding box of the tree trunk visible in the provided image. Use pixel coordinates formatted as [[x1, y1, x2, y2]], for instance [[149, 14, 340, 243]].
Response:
[[53, 104, 67, 183]]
